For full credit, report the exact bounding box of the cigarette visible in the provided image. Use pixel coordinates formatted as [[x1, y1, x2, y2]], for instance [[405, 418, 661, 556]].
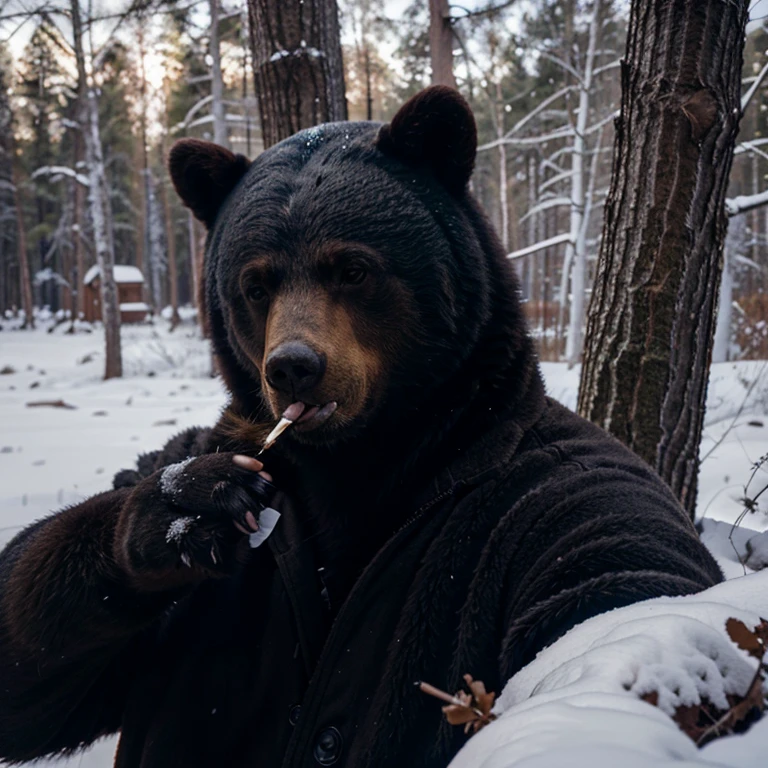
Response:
[[258, 402, 305, 455], [258, 417, 294, 455]]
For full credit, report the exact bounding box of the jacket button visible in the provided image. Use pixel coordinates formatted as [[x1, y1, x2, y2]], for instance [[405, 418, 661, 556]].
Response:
[[288, 704, 301, 726], [313, 726, 343, 765]]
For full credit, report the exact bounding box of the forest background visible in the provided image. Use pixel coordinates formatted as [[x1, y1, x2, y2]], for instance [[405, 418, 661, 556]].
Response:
[[2, 0, 768, 369]]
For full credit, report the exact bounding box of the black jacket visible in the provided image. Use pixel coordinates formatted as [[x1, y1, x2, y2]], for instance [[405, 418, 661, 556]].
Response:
[[0, 393, 722, 768]]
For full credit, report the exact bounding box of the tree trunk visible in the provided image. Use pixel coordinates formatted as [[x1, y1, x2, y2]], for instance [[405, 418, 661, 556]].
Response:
[[161, 172, 181, 330], [563, 0, 601, 367], [71, 0, 122, 379], [713, 214, 745, 363], [577, 0, 749, 518], [209, 0, 228, 148], [495, 83, 509, 252], [249, 0, 347, 149], [188, 210, 202, 320], [429, 0, 456, 89], [73, 130, 85, 320], [11, 144, 34, 329]]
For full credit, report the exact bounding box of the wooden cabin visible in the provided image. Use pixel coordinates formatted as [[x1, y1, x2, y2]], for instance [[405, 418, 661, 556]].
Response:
[[83, 265, 150, 324]]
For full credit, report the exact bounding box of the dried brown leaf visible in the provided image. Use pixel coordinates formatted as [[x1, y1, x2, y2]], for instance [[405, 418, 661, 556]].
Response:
[[726, 618, 765, 660], [442, 704, 479, 727], [697, 666, 766, 747], [638, 618, 768, 747], [418, 675, 497, 736]]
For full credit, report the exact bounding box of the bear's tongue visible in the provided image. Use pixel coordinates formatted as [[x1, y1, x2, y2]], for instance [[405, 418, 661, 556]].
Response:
[[281, 402, 306, 422], [294, 401, 338, 425]]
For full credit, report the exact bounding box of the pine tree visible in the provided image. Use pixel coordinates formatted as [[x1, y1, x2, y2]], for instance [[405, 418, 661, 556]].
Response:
[[578, 0, 751, 517], [249, 0, 347, 148]]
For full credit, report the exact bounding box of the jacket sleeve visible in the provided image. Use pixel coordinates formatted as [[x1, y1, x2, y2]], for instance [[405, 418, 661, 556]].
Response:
[[0, 427, 211, 762], [498, 458, 724, 680]]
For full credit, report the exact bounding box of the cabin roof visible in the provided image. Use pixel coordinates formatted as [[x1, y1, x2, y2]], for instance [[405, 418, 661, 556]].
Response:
[[83, 264, 145, 286]]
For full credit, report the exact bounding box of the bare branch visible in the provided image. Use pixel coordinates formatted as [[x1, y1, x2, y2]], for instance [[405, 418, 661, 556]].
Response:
[[507, 233, 573, 261], [449, 0, 519, 20], [540, 51, 583, 85], [726, 189, 768, 217], [593, 59, 621, 77], [31, 165, 90, 187], [741, 60, 768, 112], [477, 86, 576, 152], [519, 196, 572, 223]]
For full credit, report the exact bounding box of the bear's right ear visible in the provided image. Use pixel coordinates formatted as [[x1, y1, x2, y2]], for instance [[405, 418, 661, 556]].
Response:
[[168, 139, 251, 229], [376, 86, 477, 195]]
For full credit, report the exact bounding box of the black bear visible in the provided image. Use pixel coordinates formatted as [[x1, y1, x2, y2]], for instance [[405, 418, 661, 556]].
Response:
[[0, 87, 721, 768]]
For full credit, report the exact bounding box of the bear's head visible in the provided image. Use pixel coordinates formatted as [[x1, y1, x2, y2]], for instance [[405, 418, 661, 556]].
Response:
[[170, 87, 534, 450]]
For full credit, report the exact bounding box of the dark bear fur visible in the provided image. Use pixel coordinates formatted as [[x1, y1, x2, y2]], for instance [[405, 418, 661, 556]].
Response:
[[0, 87, 722, 768]]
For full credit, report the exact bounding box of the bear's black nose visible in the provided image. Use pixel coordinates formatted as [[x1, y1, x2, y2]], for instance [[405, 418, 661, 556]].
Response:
[[266, 342, 325, 396]]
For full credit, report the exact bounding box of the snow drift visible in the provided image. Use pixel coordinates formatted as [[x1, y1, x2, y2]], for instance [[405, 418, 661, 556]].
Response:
[[450, 570, 768, 768]]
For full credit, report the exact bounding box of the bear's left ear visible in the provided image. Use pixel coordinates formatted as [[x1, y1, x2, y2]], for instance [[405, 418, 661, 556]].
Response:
[[376, 86, 477, 194], [168, 139, 251, 229]]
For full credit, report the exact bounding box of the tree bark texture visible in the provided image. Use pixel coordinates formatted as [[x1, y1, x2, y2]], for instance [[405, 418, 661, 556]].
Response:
[[429, 0, 456, 89], [577, 0, 749, 518], [249, 0, 347, 149]]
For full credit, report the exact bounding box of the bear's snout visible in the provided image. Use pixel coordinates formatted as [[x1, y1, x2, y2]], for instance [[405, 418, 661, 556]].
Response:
[[265, 342, 326, 396]]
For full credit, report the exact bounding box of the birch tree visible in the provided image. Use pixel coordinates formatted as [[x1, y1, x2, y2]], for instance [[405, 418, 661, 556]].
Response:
[[0, 48, 16, 314], [482, 1, 618, 363], [561, 0, 600, 365], [577, 0, 750, 518], [71, 0, 122, 379], [10, 131, 34, 328], [209, 0, 228, 147]]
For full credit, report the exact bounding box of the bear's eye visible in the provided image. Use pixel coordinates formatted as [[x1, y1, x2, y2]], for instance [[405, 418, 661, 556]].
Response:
[[245, 284, 268, 303], [340, 265, 367, 286]]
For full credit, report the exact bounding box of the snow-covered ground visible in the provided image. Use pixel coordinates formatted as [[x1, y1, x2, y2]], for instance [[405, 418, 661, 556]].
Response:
[[0, 317, 767, 767], [0, 312, 225, 550]]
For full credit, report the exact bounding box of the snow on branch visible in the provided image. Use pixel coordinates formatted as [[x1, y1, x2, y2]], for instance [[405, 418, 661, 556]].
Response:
[[31, 166, 90, 187], [519, 196, 572, 223], [736, 141, 768, 164], [742, 60, 768, 112], [507, 233, 573, 261], [726, 190, 768, 217], [735, 137, 768, 155]]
